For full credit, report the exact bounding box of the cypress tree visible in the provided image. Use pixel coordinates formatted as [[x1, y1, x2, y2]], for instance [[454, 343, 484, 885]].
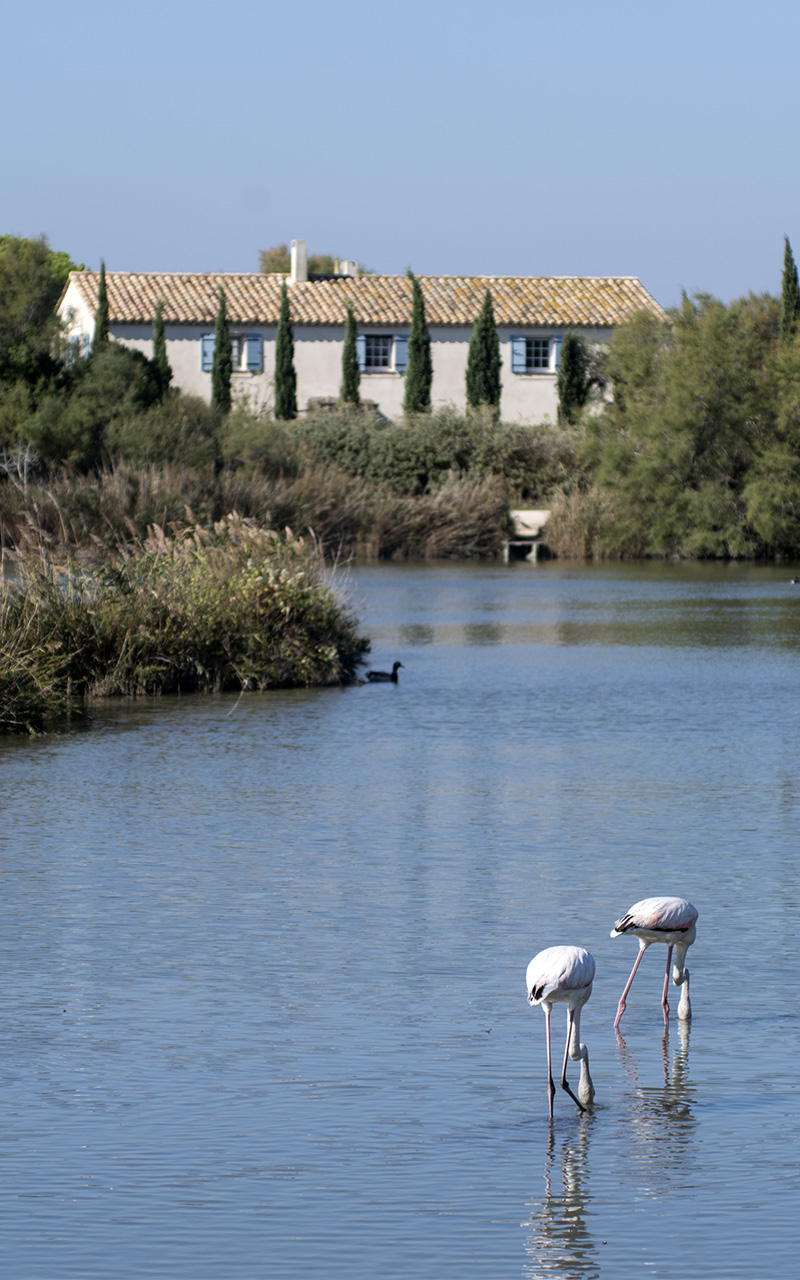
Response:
[[557, 333, 589, 424], [274, 281, 297, 419], [340, 304, 360, 406], [465, 287, 501, 409], [93, 259, 109, 348], [152, 300, 172, 396], [211, 286, 232, 414], [403, 270, 432, 413], [780, 236, 800, 344]]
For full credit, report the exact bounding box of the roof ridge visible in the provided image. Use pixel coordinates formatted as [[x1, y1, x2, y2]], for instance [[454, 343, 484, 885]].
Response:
[[63, 269, 664, 326]]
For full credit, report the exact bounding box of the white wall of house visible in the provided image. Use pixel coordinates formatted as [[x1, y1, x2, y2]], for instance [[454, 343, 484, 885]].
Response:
[[60, 290, 611, 423]]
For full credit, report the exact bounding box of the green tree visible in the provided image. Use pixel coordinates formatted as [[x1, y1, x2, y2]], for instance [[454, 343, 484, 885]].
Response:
[[579, 293, 778, 557], [557, 333, 590, 424], [211, 286, 232, 414], [340, 305, 360, 406], [259, 243, 290, 273], [403, 271, 432, 414], [466, 288, 501, 410], [780, 236, 800, 345], [274, 282, 297, 419], [0, 235, 81, 385], [25, 344, 162, 470], [93, 260, 109, 348], [259, 244, 340, 276], [152, 300, 172, 397]]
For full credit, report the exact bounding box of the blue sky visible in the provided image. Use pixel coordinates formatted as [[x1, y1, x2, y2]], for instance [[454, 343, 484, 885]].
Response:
[[3, 0, 797, 307]]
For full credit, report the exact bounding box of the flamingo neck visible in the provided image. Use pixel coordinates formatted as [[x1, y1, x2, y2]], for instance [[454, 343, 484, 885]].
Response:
[[672, 943, 692, 1019], [568, 1004, 595, 1107]]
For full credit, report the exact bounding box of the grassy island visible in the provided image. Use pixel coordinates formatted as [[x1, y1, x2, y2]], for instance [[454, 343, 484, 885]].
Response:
[[1, 516, 368, 735]]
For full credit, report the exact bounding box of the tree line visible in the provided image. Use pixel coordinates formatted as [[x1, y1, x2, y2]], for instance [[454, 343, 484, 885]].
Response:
[[545, 237, 800, 558], [5, 231, 800, 559]]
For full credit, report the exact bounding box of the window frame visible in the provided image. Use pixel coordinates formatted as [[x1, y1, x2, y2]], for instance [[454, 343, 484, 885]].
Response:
[[510, 335, 563, 375], [356, 332, 409, 374]]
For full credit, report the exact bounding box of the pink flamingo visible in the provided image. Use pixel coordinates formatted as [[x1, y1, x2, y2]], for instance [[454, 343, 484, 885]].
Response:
[[611, 896, 698, 1030], [526, 945, 596, 1121]]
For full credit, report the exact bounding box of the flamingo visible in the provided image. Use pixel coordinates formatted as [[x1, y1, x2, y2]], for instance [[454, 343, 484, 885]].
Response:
[[366, 661, 404, 683], [611, 896, 698, 1030], [526, 945, 595, 1121]]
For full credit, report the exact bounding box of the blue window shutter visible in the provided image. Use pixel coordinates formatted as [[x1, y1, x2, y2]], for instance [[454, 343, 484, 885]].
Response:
[[201, 333, 215, 372], [246, 333, 263, 372], [511, 335, 526, 373], [394, 334, 408, 372], [356, 334, 366, 370], [553, 336, 563, 369]]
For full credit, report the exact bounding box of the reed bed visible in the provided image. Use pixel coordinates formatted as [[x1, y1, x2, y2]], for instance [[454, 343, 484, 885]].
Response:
[[0, 461, 513, 561], [0, 515, 368, 734]]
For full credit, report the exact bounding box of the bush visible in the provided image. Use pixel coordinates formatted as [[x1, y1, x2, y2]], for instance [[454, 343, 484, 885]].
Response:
[[0, 516, 369, 732], [106, 393, 220, 468]]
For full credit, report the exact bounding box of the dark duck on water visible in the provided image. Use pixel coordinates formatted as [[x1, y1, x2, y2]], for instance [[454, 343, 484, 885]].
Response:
[[366, 662, 404, 683]]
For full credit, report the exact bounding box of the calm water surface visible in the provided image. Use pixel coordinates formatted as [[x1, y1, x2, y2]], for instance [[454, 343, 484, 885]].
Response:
[[2, 560, 799, 1278]]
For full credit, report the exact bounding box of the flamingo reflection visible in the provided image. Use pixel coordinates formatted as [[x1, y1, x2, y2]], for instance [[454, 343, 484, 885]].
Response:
[[522, 1119, 599, 1280], [615, 1021, 696, 1186]]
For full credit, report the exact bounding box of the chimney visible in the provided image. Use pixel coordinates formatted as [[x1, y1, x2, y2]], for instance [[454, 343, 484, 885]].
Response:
[[335, 259, 361, 278], [290, 239, 308, 284]]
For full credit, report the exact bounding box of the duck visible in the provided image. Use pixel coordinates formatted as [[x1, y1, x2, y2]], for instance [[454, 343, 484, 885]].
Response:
[[791, 578, 799, 584], [366, 661, 404, 683]]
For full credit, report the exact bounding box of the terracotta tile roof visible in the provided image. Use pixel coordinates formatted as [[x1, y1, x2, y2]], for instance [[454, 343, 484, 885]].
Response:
[[65, 271, 664, 329]]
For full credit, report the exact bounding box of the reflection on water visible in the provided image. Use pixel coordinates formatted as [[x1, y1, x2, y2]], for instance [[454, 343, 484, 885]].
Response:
[[522, 1026, 697, 1278], [522, 1120, 598, 1279], [615, 1022, 696, 1188]]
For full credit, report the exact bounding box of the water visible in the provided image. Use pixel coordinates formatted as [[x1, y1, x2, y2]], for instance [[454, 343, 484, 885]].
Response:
[[2, 559, 799, 1279]]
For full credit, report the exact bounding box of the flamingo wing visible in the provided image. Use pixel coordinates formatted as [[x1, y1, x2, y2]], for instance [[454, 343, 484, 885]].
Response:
[[613, 895, 698, 934]]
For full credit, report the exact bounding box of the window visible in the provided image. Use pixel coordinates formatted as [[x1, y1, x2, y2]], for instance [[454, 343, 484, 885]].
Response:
[[510, 335, 563, 374], [365, 334, 392, 369], [355, 333, 409, 373], [201, 332, 263, 373]]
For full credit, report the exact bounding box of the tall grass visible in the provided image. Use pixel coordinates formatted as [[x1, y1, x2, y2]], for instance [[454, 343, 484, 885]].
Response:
[[0, 516, 368, 734], [0, 461, 513, 561]]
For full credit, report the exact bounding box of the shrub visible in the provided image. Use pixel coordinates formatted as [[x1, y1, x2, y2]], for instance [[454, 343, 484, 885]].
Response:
[[0, 517, 369, 733]]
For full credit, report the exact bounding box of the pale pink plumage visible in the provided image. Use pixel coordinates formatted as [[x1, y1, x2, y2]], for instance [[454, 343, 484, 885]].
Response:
[[611, 896, 698, 1030], [526, 945, 595, 1120]]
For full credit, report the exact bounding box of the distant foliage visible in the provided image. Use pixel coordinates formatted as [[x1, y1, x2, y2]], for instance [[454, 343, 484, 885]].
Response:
[[211, 286, 232, 414], [466, 288, 501, 409], [340, 305, 360, 406], [403, 271, 432, 414], [0, 235, 81, 386], [259, 244, 341, 276], [780, 236, 800, 344], [229, 404, 573, 502], [93, 260, 109, 348], [259, 243, 291, 273], [556, 333, 590, 425], [567, 290, 783, 557], [274, 282, 297, 419], [152, 300, 172, 396]]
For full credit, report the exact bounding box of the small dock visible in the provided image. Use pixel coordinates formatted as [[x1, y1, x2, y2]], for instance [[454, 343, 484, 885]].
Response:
[[503, 509, 551, 562]]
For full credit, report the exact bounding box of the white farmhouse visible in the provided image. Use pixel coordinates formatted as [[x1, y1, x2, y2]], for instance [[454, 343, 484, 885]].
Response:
[[58, 242, 663, 422]]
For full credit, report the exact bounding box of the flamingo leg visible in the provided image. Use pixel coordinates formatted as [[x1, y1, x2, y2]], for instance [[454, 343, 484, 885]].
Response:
[[614, 945, 647, 1029], [661, 945, 674, 1027], [544, 1004, 555, 1121], [560, 1007, 586, 1113]]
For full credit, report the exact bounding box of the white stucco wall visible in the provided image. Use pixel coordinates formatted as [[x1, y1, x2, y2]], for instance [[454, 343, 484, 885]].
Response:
[[58, 298, 612, 424]]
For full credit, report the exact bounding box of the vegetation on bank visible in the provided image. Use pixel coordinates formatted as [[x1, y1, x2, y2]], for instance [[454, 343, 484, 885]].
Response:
[[1, 516, 368, 734], [6, 232, 800, 570]]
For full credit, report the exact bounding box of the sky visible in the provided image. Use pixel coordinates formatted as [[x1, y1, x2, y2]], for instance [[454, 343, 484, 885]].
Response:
[[2, 0, 798, 308]]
